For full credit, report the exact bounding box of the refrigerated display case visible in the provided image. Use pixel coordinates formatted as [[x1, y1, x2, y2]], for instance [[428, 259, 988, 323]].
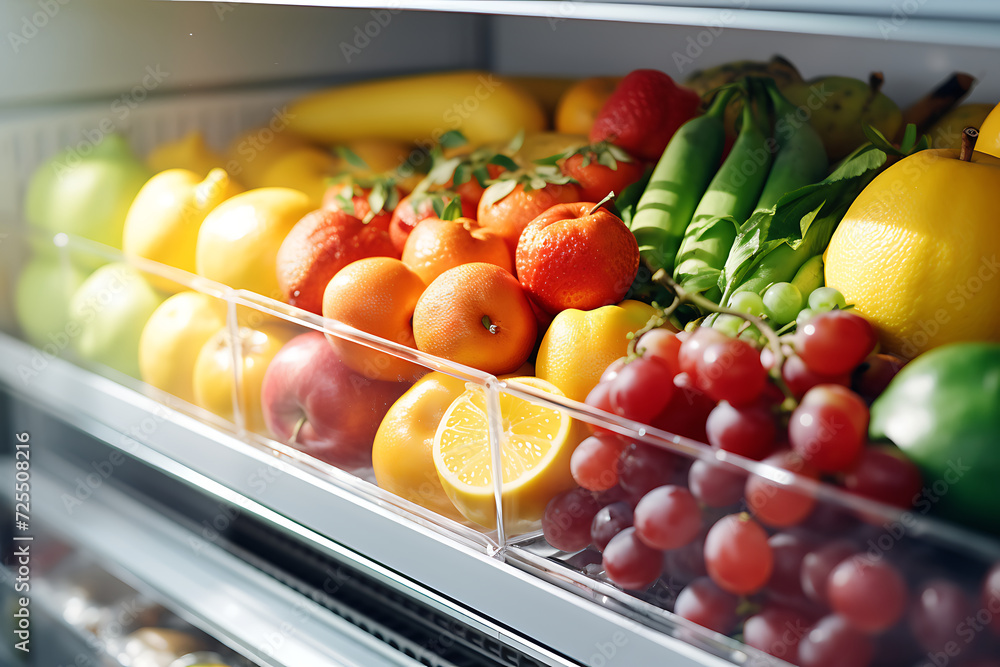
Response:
[[3, 2, 1000, 666]]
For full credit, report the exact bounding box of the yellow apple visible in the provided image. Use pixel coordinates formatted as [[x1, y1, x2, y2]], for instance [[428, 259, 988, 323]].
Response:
[[192, 322, 298, 432]]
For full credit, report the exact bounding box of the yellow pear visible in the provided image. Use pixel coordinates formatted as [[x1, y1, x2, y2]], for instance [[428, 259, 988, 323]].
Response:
[[147, 131, 226, 177], [977, 101, 1000, 158], [123, 168, 243, 292]]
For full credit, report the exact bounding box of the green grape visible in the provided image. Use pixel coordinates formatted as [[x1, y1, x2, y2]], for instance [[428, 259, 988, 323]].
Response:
[[796, 308, 817, 329], [808, 287, 847, 312], [713, 314, 743, 337], [730, 291, 766, 317], [762, 282, 803, 325]]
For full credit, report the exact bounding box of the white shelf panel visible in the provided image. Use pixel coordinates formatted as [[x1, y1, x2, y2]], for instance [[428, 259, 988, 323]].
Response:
[[168, 0, 1000, 48]]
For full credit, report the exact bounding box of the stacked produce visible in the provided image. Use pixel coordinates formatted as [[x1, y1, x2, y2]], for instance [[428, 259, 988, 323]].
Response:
[[11, 61, 1000, 667]]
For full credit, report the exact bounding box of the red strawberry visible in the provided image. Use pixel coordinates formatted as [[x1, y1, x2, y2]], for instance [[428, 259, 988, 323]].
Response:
[[590, 69, 701, 162]]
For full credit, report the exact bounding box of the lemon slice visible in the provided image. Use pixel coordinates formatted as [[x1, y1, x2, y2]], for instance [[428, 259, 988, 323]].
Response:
[[433, 376, 583, 532]]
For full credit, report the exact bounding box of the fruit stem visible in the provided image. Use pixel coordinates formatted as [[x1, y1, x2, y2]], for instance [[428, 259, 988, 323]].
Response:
[[650, 267, 797, 405], [589, 191, 616, 216], [960, 127, 979, 162], [290, 415, 307, 444], [481, 315, 498, 335]]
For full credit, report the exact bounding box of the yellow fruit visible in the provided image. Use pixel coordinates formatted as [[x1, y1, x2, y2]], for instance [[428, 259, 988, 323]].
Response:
[[503, 76, 578, 117], [433, 376, 584, 532], [139, 291, 227, 404], [147, 131, 226, 177], [926, 103, 994, 149], [977, 101, 1000, 158], [338, 138, 413, 175], [824, 148, 1000, 359], [536, 300, 657, 402], [372, 372, 468, 522], [192, 322, 297, 432], [195, 187, 314, 300], [224, 126, 310, 188], [555, 76, 621, 136], [123, 168, 243, 292], [516, 132, 589, 164], [257, 146, 336, 206], [286, 71, 546, 146]]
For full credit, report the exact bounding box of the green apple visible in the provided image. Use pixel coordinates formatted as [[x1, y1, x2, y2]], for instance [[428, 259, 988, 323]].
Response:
[[68, 263, 166, 379], [15, 256, 89, 349], [25, 133, 152, 266]]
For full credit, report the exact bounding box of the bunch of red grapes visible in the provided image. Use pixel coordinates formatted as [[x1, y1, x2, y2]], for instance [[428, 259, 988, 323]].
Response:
[[541, 310, 1000, 667]]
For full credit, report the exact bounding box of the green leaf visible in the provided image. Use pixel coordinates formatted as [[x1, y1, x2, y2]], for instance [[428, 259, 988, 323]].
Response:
[[505, 129, 525, 154], [533, 152, 565, 167], [862, 125, 903, 156], [605, 143, 633, 163], [439, 130, 468, 150], [900, 123, 917, 153], [368, 181, 387, 216], [453, 162, 471, 187], [480, 178, 518, 209], [615, 166, 653, 226], [471, 165, 491, 187], [426, 156, 462, 187], [681, 269, 724, 294], [440, 197, 463, 221], [431, 197, 446, 218], [335, 145, 370, 170], [597, 151, 618, 171], [488, 154, 519, 172]]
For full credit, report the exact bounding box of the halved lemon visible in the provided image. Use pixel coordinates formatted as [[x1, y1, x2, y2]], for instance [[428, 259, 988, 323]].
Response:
[[433, 376, 584, 533]]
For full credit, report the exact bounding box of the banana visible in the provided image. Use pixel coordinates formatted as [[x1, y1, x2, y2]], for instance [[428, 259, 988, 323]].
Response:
[[286, 71, 546, 147]]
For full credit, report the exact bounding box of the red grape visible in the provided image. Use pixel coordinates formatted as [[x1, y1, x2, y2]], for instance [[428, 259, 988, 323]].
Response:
[[635, 328, 682, 374], [688, 459, 746, 508], [744, 605, 813, 662], [909, 579, 974, 654], [801, 540, 858, 605], [651, 374, 716, 443], [673, 576, 740, 635], [633, 485, 702, 551], [695, 338, 767, 406], [662, 530, 707, 586], [783, 353, 850, 399], [842, 446, 922, 509], [619, 443, 677, 499], [705, 400, 777, 460], [571, 434, 626, 492], [827, 555, 907, 633], [983, 563, 1000, 636], [789, 385, 869, 473], [795, 310, 877, 377], [602, 527, 663, 590], [704, 513, 773, 595], [797, 615, 874, 667], [768, 532, 816, 605], [541, 487, 602, 553], [745, 450, 818, 528], [609, 356, 677, 424], [584, 379, 614, 420], [678, 327, 728, 380], [591, 501, 633, 552], [852, 353, 905, 402]]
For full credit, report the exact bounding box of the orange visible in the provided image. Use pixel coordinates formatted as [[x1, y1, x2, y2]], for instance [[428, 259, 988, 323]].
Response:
[[477, 181, 582, 260], [413, 263, 536, 375], [322, 257, 426, 381], [516, 202, 639, 314], [402, 216, 512, 285], [555, 76, 622, 136]]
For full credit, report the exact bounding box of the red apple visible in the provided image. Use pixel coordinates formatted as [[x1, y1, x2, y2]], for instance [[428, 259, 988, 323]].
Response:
[[275, 208, 398, 315], [260, 331, 411, 470]]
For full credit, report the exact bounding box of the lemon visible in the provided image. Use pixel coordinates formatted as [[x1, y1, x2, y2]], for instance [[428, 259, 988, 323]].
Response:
[[139, 291, 227, 404], [433, 376, 584, 533], [195, 187, 314, 300], [825, 147, 1000, 359], [978, 101, 1000, 158], [257, 146, 337, 206], [372, 372, 468, 523], [123, 168, 242, 292]]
